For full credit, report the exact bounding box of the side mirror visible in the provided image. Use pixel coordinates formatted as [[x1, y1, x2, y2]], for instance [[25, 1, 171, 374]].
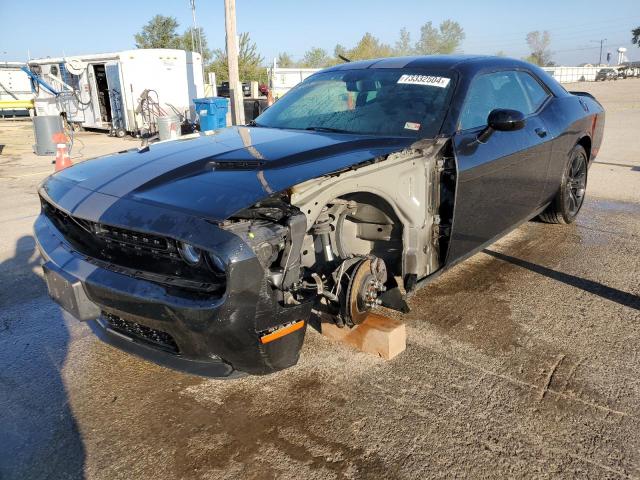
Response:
[[488, 109, 526, 131], [477, 108, 526, 143]]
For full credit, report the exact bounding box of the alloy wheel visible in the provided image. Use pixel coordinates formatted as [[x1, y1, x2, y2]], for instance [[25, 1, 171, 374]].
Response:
[[565, 151, 587, 216]]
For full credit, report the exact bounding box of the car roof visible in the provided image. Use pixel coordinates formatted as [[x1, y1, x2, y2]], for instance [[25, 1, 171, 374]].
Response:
[[321, 55, 568, 98], [323, 55, 532, 74]]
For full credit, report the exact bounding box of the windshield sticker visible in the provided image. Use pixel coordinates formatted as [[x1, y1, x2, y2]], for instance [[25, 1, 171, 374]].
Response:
[[397, 75, 450, 88], [404, 122, 421, 131]]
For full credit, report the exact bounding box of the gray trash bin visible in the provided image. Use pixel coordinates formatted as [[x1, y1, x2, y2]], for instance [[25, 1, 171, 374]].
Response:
[[158, 115, 182, 141], [33, 115, 64, 156]]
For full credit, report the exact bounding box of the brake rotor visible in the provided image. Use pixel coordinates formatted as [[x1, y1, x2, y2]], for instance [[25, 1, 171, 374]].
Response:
[[341, 257, 387, 326]]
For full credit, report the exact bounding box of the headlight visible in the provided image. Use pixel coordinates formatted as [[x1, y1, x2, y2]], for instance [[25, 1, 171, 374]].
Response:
[[254, 241, 279, 268], [178, 242, 202, 265], [207, 252, 226, 272], [221, 220, 288, 269]]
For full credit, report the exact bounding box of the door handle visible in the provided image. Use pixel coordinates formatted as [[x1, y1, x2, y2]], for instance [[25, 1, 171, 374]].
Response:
[[535, 128, 548, 138]]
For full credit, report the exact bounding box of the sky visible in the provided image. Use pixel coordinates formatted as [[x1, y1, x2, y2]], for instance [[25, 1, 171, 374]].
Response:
[[1, 0, 639, 66]]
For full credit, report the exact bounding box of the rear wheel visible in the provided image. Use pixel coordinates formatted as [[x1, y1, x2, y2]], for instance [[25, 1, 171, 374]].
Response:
[[538, 145, 588, 224]]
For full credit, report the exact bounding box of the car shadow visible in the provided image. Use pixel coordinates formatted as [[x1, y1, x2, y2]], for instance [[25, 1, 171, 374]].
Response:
[[483, 248, 640, 311], [0, 235, 86, 479]]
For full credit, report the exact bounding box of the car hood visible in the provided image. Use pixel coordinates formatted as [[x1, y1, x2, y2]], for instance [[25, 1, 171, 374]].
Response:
[[41, 126, 414, 222]]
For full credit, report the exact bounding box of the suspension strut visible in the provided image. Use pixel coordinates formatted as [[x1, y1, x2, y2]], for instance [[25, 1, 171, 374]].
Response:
[[313, 208, 334, 262]]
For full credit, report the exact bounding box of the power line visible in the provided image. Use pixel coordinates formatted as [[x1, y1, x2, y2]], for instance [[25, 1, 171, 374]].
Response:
[[467, 16, 640, 42], [553, 40, 629, 54], [471, 29, 631, 49], [468, 25, 637, 50], [466, 19, 639, 51]]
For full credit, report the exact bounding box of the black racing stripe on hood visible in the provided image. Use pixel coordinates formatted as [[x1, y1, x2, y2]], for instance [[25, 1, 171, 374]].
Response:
[[131, 157, 214, 193], [132, 136, 409, 194], [258, 136, 410, 169]]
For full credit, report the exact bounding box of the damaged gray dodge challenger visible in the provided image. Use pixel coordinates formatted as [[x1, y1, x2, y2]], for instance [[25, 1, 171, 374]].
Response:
[[35, 56, 605, 377]]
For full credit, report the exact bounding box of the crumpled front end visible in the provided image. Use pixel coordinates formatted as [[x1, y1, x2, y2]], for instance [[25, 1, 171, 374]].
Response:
[[34, 178, 313, 377]]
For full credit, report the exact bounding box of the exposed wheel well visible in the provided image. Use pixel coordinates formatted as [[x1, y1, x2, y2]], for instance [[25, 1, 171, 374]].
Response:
[[337, 192, 404, 275], [297, 192, 407, 324], [577, 135, 592, 161], [307, 192, 404, 277]]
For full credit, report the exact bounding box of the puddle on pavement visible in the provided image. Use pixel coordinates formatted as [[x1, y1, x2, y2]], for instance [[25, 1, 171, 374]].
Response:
[[402, 217, 599, 355], [167, 375, 396, 479], [575, 199, 640, 246], [588, 198, 640, 214], [400, 196, 640, 357], [405, 256, 518, 355], [67, 335, 396, 479]]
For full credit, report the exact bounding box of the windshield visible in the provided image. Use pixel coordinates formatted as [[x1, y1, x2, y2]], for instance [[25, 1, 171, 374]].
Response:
[[256, 68, 455, 137]]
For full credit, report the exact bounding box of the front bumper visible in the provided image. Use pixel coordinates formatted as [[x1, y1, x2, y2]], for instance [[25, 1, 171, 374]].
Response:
[[35, 213, 312, 377]]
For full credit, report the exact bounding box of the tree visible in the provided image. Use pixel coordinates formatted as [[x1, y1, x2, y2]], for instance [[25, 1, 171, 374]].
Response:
[[135, 16, 212, 65], [209, 32, 266, 83], [437, 20, 466, 54], [300, 47, 331, 68], [632, 26, 640, 47], [334, 44, 347, 58], [277, 52, 295, 68], [180, 27, 212, 63], [395, 28, 414, 55], [337, 33, 393, 61], [415, 20, 465, 54], [525, 30, 552, 66], [134, 15, 181, 49]]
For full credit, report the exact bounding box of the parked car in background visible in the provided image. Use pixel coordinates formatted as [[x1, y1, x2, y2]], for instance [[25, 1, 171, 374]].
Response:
[[217, 81, 251, 97], [35, 56, 605, 377], [617, 66, 639, 79], [595, 68, 618, 81]]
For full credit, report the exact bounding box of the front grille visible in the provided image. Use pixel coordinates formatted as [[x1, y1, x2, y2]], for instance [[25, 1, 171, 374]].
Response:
[[103, 312, 179, 354], [41, 198, 225, 295], [96, 224, 179, 260]]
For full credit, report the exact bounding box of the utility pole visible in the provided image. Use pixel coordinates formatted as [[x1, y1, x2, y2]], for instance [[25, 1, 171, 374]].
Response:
[[189, 0, 205, 82], [591, 38, 607, 66], [224, 0, 245, 125]]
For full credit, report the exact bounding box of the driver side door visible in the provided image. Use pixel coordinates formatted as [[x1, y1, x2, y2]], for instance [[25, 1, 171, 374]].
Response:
[[447, 70, 553, 264]]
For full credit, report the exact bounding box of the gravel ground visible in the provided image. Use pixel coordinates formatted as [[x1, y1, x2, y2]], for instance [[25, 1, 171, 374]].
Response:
[[1, 79, 639, 479]]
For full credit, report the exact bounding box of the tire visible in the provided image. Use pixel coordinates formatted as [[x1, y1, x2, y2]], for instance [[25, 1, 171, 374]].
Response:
[[116, 128, 126, 138], [538, 144, 588, 224]]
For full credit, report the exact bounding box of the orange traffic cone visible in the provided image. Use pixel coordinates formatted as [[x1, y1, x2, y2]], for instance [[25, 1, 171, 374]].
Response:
[[52, 132, 72, 171]]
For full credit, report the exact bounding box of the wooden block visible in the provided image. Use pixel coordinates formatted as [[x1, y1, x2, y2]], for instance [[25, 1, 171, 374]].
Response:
[[320, 313, 406, 360]]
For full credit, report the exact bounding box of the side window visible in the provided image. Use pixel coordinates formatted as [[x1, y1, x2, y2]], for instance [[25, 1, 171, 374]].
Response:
[[517, 72, 550, 113], [459, 71, 532, 130]]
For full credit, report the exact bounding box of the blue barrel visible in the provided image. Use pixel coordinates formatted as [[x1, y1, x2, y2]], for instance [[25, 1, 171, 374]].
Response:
[[193, 97, 229, 131]]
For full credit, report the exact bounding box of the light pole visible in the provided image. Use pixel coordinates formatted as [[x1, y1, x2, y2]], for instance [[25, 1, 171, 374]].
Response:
[[188, 0, 205, 81], [591, 39, 607, 66]]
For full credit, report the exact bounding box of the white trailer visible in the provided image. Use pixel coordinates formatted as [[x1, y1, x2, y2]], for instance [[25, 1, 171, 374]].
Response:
[[28, 49, 204, 135], [0, 62, 33, 116], [267, 67, 320, 99]]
